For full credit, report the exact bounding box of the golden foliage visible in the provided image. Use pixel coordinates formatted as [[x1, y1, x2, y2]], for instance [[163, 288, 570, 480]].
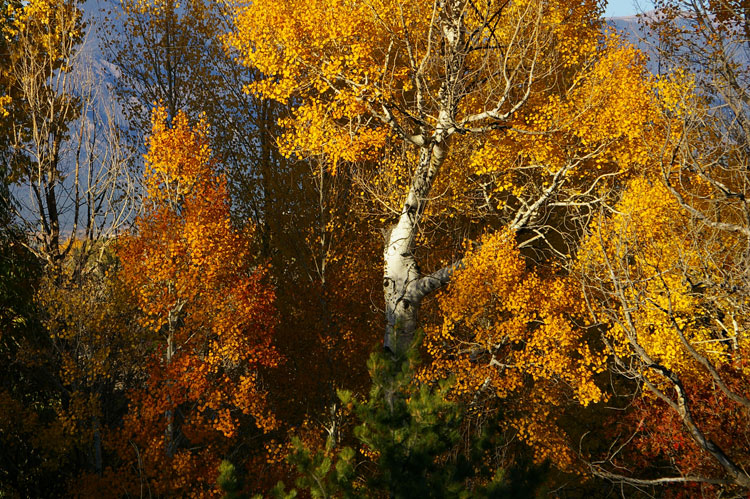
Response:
[[113, 107, 280, 496], [226, 0, 607, 173], [421, 231, 606, 470], [579, 175, 750, 386], [2, 0, 82, 66]]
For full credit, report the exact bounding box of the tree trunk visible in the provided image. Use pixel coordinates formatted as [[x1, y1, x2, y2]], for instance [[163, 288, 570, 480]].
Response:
[[383, 224, 421, 354], [381, 4, 467, 353], [165, 303, 178, 457], [383, 135, 452, 354]]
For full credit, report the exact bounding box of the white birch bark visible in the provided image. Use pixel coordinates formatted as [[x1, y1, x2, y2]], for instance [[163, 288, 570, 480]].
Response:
[[382, 0, 508, 352], [382, 0, 464, 353], [383, 142, 448, 353]]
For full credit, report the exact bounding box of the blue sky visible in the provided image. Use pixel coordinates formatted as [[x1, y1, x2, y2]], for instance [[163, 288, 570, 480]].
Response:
[[604, 0, 654, 17]]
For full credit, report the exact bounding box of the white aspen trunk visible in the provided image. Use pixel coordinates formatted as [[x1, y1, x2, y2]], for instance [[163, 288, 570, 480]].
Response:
[[381, 0, 478, 353], [383, 130, 451, 354], [383, 219, 421, 353], [165, 302, 178, 458], [381, 0, 470, 353]]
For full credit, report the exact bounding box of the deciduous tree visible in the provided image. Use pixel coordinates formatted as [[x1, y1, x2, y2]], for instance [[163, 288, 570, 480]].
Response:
[[111, 107, 279, 496], [227, 0, 656, 354], [1, 0, 136, 272], [227, 0, 659, 478], [577, 3, 750, 484]]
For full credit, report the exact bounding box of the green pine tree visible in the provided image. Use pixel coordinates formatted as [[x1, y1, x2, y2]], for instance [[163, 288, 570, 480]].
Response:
[[218, 460, 247, 499], [223, 332, 556, 497], [269, 333, 526, 498]]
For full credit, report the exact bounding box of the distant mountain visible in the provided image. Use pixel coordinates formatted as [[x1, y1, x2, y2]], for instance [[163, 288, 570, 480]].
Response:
[[606, 10, 750, 76], [80, 0, 122, 102], [9, 0, 133, 238], [605, 12, 668, 75]]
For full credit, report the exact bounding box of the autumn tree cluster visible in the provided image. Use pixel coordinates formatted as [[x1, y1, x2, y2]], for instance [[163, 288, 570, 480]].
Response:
[[2, 0, 750, 496]]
